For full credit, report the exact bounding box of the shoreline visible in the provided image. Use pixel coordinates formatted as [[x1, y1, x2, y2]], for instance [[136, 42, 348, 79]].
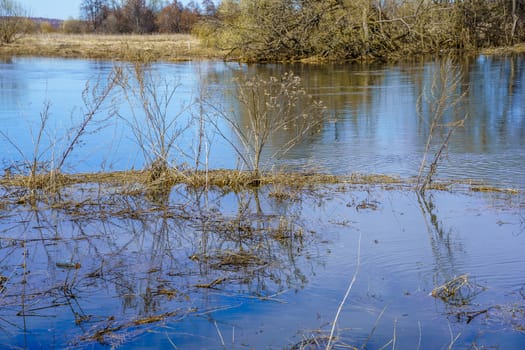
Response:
[[2, 34, 525, 63]]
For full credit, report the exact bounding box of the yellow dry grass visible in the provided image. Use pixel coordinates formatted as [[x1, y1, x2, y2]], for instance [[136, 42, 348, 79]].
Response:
[[1, 168, 520, 195], [481, 42, 525, 55], [0, 33, 226, 61], [0, 169, 402, 193]]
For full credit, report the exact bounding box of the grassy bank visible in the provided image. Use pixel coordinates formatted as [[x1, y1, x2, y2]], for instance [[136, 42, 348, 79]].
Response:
[[0, 33, 227, 61], [481, 42, 525, 55], [2, 33, 525, 63]]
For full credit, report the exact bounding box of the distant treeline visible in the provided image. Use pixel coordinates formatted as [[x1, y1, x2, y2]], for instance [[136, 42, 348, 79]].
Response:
[[195, 0, 525, 62], [15, 0, 216, 35], [10, 0, 525, 62], [0, 0, 217, 35], [74, 0, 217, 34]]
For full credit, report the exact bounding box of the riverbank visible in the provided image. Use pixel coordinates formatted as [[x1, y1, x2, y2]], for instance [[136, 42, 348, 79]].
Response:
[[0, 33, 227, 61], [2, 33, 525, 62]]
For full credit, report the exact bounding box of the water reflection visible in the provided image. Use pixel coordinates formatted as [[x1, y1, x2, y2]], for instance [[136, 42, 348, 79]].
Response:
[[0, 181, 524, 348], [203, 57, 524, 188], [0, 182, 323, 348], [417, 193, 464, 293], [0, 55, 523, 189]]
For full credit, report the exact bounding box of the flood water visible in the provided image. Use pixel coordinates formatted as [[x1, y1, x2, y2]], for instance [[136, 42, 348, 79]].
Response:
[[0, 185, 523, 349], [0, 56, 524, 349], [0, 55, 524, 189]]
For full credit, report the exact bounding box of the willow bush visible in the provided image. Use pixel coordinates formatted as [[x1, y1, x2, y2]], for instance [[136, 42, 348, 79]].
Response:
[[195, 0, 525, 62], [0, 0, 27, 44], [208, 71, 326, 177]]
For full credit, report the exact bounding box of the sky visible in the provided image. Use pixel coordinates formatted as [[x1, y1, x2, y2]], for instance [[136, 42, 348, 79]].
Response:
[[19, 0, 83, 19], [19, 0, 198, 20]]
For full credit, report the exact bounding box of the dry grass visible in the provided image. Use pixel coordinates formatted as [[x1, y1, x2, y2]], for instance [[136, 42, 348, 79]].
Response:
[[0, 168, 520, 196], [431, 274, 485, 306], [481, 43, 525, 55], [0, 33, 226, 61], [470, 185, 520, 195]]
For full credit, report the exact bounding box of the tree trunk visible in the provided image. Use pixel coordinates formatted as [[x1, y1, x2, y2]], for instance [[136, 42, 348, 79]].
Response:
[[511, 0, 518, 43]]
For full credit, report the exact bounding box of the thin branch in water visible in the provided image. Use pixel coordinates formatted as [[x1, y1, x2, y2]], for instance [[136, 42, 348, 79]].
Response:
[[392, 318, 397, 350], [447, 322, 461, 350], [417, 57, 468, 194], [326, 232, 361, 350], [416, 321, 422, 350], [360, 305, 388, 350], [378, 339, 394, 350], [214, 320, 226, 349]]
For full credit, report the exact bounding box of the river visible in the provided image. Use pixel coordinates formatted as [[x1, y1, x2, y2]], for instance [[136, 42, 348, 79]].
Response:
[[0, 55, 524, 349], [1, 55, 524, 189]]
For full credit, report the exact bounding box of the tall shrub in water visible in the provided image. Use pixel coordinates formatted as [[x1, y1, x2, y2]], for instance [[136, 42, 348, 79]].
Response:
[[210, 71, 326, 177], [417, 58, 468, 194], [116, 59, 190, 181]]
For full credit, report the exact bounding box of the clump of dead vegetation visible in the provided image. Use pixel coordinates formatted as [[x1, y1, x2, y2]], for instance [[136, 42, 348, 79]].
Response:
[[1, 167, 520, 209], [430, 274, 486, 307], [0, 168, 401, 197]]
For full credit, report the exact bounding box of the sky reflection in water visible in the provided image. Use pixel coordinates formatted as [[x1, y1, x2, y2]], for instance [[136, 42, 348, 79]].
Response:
[[0, 184, 523, 348]]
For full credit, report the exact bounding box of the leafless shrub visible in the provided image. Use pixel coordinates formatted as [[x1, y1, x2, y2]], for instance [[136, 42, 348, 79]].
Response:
[[0, 71, 118, 195], [115, 60, 191, 182], [209, 71, 326, 178], [0, 0, 27, 44], [57, 70, 119, 171], [417, 57, 468, 194]]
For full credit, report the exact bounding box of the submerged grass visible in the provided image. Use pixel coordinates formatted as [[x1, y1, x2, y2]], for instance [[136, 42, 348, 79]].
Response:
[[430, 274, 486, 307], [0, 168, 522, 349]]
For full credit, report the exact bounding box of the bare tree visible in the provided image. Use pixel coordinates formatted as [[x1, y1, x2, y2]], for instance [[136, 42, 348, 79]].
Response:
[[0, 0, 26, 44], [122, 0, 156, 33], [156, 1, 184, 33], [80, 0, 108, 31], [148, 0, 165, 13], [201, 0, 216, 17]]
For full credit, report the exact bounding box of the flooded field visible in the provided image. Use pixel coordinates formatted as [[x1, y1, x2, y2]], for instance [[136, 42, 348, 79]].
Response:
[[0, 182, 523, 349], [0, 55, 524, 349]]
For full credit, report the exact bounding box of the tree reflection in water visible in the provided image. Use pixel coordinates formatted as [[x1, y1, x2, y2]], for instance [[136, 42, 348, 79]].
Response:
[[0, 182, 320, 347]]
